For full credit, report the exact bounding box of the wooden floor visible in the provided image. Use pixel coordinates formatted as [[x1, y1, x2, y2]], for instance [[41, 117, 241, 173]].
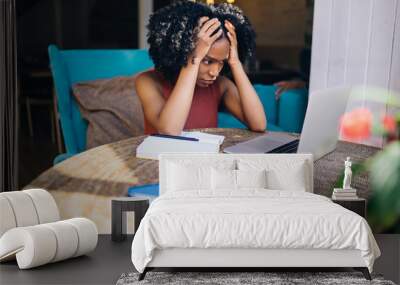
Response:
[[0, 235, 134, 285], [1, 235, 399, 285]]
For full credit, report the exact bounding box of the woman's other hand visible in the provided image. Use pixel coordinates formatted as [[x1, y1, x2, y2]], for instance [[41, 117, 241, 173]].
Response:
[[224, 20, 240, 66], [274, 80, 306, 100], [191, 17, 223, 63]]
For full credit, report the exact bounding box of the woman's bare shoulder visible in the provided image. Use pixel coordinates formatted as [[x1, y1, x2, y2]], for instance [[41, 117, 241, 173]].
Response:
[[135, 70, 163, 93], [136, 70, 161, 84]]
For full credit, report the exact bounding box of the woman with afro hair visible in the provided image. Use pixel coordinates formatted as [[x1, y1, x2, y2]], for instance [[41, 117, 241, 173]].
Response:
[[136, 1, 266, 135]]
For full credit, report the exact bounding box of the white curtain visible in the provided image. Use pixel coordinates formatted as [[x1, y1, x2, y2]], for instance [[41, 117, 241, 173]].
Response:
[[309, 0, 400, 147]]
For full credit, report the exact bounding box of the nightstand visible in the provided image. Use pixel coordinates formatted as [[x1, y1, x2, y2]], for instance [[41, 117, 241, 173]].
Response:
[[111, 197, 149, 242], [332, 198, 366, 218]]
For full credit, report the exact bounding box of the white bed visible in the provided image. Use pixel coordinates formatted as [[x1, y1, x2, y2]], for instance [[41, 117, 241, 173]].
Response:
[[131, 153, 380, 280]]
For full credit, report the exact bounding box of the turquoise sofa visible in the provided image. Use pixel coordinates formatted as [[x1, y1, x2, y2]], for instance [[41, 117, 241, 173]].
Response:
[[48, 45, 154, 164], [49, 45, 308, 165], [218, 84, 308, 133]]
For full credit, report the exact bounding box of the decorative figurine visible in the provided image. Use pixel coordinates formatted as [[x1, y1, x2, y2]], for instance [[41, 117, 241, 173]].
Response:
[[333, 157, 358, 199], [343, 157, 353, 189]]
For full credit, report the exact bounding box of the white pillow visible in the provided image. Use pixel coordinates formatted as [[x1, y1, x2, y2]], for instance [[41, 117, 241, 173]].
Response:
[[211, 168, 236, 190], [236, 169, 267, 188], [166, 159, 236, 192], [211, 169, 268, 190], [237, 159, 308, 191], [266, 164, 306, 191], [167, 163, 212, 191]]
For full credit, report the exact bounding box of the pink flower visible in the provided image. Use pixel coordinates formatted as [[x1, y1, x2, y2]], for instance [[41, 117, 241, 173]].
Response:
[[381, 115, 397, 133], [340, 108, 373, 141]]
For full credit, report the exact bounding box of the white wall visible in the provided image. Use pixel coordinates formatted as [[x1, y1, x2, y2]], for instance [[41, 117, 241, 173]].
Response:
[[310, 0, 400, 147]]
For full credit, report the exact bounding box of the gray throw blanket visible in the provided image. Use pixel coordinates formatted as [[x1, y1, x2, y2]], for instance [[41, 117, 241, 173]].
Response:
[[73, 75, 144, 149]]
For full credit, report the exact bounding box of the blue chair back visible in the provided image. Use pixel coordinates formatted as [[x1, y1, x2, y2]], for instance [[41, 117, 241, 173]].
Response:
[[218, 84, 308, 133], [48, 45, 154, 157]]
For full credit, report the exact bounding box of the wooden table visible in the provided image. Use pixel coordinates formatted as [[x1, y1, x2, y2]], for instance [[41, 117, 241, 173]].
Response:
[[24, 128, 380, 233]]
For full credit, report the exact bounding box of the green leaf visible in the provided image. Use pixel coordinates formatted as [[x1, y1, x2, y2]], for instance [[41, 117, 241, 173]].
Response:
[[367, 141, 400, 233]]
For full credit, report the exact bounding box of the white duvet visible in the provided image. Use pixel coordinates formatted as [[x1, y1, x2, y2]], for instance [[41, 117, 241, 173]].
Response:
[[131, 190, 380, 273]]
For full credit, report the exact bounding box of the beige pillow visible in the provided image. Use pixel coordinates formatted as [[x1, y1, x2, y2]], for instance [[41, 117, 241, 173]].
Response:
[[72, 75, 144, 149]]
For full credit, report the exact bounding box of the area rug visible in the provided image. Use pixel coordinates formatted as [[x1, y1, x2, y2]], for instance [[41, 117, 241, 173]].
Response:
[[116, 271, 396, 285]]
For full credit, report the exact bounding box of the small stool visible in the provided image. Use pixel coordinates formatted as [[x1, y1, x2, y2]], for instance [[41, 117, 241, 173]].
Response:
[[111, 197, 149, 242]]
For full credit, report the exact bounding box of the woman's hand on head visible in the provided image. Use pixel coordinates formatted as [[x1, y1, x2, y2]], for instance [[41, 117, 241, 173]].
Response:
[[225, 20, 240, 66], [191, 17, 223, 63]]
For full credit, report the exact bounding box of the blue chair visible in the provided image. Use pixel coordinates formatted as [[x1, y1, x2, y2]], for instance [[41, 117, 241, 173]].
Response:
[[48, 45, 154, 164], [218, 84, 308, 133]]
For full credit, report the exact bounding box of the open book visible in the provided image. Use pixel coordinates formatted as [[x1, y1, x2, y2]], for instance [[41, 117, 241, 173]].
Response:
[[136, 131, 225, 160]]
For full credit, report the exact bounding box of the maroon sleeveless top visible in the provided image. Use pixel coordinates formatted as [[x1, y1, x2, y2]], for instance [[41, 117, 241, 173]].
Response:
[[144, 71, 223, 134]]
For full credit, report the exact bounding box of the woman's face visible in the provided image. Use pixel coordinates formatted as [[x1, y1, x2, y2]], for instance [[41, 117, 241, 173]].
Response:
[[196, 37, 230, 88]]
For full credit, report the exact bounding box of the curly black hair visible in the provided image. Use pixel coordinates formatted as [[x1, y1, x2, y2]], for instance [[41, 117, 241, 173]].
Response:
[[147, 1, 256, 82]]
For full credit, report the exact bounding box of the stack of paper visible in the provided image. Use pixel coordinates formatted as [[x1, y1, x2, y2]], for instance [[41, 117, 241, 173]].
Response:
[[181, 131, 225, 145], [332, 188, 358, 200], [136, 131, 225, 160]]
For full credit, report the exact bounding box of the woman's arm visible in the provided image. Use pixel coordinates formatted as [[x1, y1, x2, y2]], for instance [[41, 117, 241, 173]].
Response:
[[136, 17, 223, 135], [135, 62, 199, 135], [219, 75, 266, 132], [222, 20, 266, 132]]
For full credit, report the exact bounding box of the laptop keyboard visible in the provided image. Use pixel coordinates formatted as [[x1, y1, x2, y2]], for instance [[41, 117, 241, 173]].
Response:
[[267, 139, 300, 153]]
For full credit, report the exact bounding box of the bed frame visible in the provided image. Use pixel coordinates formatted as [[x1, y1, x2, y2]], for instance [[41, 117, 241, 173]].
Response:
[[139, 249, 371, 280], [138, 154, 372, 281]]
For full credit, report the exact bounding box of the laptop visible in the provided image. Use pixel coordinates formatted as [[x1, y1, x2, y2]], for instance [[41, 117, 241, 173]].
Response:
[[223, 87, 351, 161]]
